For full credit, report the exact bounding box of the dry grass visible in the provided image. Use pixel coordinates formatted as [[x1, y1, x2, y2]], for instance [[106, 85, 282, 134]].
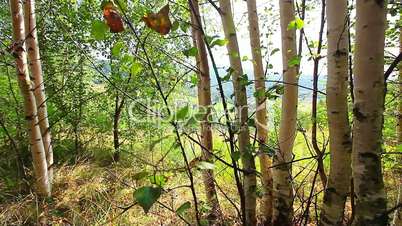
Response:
[[0, 162, 191, 225]]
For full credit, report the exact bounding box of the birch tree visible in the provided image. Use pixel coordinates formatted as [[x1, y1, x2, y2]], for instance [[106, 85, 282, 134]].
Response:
[[9, 0, 50, 197], [189, 0, 222, 222], [320, 0, 352, 225], [246, 0, 273, 224], [218, 0, 257, 224], [352, 0, 387, 225], [24, 0, 54, 186], [272, 0, 298, 225]]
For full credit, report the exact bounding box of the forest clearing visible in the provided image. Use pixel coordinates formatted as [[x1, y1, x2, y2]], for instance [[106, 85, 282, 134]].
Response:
[[0, 0, 401, 225]]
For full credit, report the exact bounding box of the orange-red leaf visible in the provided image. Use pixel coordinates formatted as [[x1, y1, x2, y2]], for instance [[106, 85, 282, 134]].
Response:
[[142, 4, 171, 35], [102, 2, 124, 33]]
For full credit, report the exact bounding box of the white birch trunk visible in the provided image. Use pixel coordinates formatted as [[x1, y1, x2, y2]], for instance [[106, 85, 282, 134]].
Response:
[[352, 0, 387, 225], [272, 0, 298, 225], [24, 0, 54, 187], [320, 0, 352, 225], [218, 0, 257, 224], [9, 0, 50, 197], [246, 0, 273, 224]]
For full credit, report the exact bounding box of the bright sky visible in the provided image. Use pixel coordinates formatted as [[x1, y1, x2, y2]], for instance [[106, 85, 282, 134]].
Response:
[[202, 0, 326, 79]]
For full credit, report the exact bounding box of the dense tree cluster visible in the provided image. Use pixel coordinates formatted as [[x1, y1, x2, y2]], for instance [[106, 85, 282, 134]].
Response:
[[0, 0, 401, 225]]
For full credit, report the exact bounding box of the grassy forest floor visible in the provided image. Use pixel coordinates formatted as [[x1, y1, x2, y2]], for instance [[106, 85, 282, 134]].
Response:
[[1, 100, 400, 225], [1, 121, 399, 225]]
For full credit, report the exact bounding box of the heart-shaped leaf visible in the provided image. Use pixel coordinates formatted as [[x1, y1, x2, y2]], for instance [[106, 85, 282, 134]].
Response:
[[134, 186, 162, 213]]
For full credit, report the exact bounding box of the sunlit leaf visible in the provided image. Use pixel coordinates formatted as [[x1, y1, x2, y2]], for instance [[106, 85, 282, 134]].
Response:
[[190, 74, 198, 86], [183, 47, 198, 57], [176, 201, 191, 216], [288, 17, 304, 30], [205, 35, 218, 45], [91, 20, 108, 40], [142, 4, 172, 35], [288, 56, 301, 67], [175, 105, 189, 120], [134, 186, 162, 213], [131, 62, 143, 75], [112, 41, 124, 56], [148, 175, 167, 187], [210, 38, 228, 47], [253, 89, 265, 98]]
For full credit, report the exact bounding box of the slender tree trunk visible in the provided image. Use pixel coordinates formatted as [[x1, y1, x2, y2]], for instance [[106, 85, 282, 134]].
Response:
[[10, 0, 50, 197], [189, 0, 223, 223], [320, 0, 352, 225], [272, 0, 298, 225], [352, 0, 387, 225], [392, 13, 402, 226], [218, 0, 257, 224], [23, 0, 53, 186], [246, 0, 273, 224], [311, 0, 328, 187], [113, 93, 124, 162]]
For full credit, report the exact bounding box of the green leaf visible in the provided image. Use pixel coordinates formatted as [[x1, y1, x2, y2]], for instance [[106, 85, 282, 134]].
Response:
[[241, 55, 249, 61], [397, 144, 402, 152], [175, 105, 190, 120], [200, 219, 209, 226], [171, 21, 180, 31], [180, 22, 190, 32], [231, 151, 241, 161], [183, 47, 198, 57], [205, 35, 218, 45], [132, 171, 150, 180], [131, 62, 143, 75], [210, 38, 228, 47], [270, 48, 280, 56], [288, 17, 304, 30], [112, 41, 124, 56], [248, 118, 256, 128], [221, 73, 231, 81], [91, 20, 108, 40], [190, 74, 198, 86], [275, 84, 285, 95], [134, 186, 162, 213], [240, 74, 253, 87], [197, 161, 215, 170], [288, 56, 301, 67], [221, 67, 234, 81], [149, 175, 167, 187], [176, 201, 191, 216], [253, 89, 265, 98]]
